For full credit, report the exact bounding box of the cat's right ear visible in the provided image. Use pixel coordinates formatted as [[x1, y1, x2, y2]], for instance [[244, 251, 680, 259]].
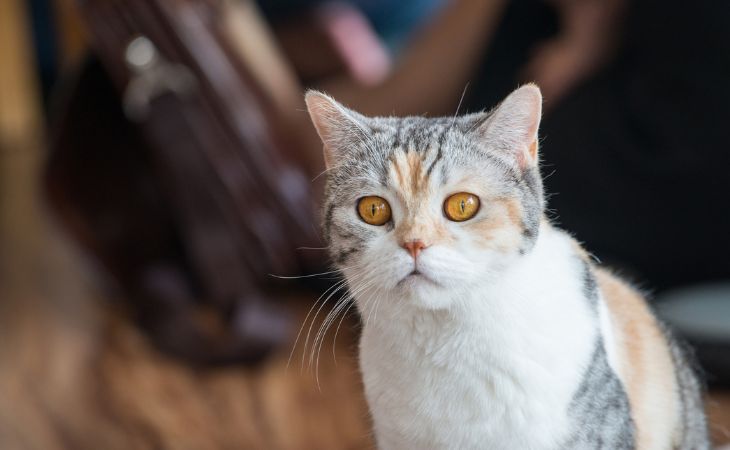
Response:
[[305, 91, 367, 169], [476, 84, 542, 170]]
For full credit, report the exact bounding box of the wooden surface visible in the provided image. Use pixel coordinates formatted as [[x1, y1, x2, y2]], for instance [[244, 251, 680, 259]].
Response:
[[0, 1, 728, 448]]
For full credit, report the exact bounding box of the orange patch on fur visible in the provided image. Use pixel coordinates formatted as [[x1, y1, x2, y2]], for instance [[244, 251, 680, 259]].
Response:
[[502, 197, 523, 228], [597, 269, 680, 449], [389, 150, 427, 205], [467, 197, 523, 252], [389, 150, 455, 247], [406, 151, 424, 193], [395, 217, 454, 248]]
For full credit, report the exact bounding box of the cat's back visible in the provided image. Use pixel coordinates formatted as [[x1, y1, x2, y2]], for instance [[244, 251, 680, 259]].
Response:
[[594, 267, 710, 449]]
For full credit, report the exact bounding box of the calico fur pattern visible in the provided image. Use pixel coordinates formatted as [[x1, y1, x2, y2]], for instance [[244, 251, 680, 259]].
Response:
[[306, 85, 709, 450]]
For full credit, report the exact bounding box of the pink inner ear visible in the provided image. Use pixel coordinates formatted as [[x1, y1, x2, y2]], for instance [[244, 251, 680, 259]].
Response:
[[517, 139, 537, 169], [516, 139, 538, 170], [476, 85, 542, 169], [305, 92, 353, 170]]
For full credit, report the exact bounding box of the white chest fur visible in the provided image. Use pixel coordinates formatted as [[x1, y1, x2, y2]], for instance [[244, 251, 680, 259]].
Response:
[[357, 227, 599, 450]]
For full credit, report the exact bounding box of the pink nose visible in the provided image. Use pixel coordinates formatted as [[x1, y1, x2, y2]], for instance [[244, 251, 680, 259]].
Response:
[[401, 240, 427, 260]]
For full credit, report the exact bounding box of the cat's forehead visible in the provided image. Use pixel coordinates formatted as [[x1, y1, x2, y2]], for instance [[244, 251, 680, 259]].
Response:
[[339, 115, 502, 188], [368, 115, 477, 153]]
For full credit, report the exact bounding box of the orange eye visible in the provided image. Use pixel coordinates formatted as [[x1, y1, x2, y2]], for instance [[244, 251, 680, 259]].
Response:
[[444, 193, 480, 222], [357, 196, 392, 226]]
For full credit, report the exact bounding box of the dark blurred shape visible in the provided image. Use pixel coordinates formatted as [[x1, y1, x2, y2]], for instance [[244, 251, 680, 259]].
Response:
[[28, 0, 59, 112], [467, 0, 730, 293], [45, 0, 323, 365], [541, 0, 730, 292], [466, 0, 558, 111]]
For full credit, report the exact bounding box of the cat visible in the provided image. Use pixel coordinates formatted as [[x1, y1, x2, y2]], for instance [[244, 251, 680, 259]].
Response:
[[305, 84, 710, 450]]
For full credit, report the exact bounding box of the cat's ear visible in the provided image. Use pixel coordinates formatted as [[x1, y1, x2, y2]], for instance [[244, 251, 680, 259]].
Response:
[[477, 84, 542, 170], [305, 91, 368, 169]]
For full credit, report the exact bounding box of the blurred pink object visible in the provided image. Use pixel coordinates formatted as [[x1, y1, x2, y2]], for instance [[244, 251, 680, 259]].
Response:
[[315, 2, 392, 85]]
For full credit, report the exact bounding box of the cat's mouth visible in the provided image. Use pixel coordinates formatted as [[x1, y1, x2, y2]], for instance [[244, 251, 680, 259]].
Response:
[[398, 269, 439, 287]]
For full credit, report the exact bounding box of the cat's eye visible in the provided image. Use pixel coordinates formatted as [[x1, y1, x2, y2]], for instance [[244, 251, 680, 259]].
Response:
[[357, 196, 392, 226], [444, 192, 480, 222]]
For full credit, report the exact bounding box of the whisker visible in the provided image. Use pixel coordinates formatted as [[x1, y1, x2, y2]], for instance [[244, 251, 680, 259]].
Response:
[[284, 263, 367, 372], [372, 289, 385, 324], [301, 265, 369, 373], [310, 272, 376, 370], [301, 279, 353, 372], [311, 272, 378, 382], [310, 272, 377, 366], [331, 299, 358, 364], [328, 278, 381, 365], [269, 269, 343, 280], [362, 279, 385, 329], [273, 261, 366, 281], [314, 295, 353, 379], [287, 277, 347, 371], [330, 274, 385, 364], [451, 83, 469, 126], [312, 162, 347, 181]]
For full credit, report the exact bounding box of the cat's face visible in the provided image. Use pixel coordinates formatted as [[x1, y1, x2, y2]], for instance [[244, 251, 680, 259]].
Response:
[[307, 85, 544, 310]]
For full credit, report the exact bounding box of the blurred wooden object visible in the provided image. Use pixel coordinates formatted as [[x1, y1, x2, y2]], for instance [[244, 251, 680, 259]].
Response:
[[0, 0, 45, 299], [45, 0, 326, 364], [221, 0, 302, 121], [709, 392, 730, 445], [52, 0, 89, 68], [0, 0, 43, 147]]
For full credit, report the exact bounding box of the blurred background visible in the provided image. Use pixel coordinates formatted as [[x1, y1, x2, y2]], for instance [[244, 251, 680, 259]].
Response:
[[0, 0, 729, 448]]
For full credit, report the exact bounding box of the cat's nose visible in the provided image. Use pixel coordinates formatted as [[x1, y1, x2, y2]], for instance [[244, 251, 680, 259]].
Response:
[[401, 240, 427, 260]]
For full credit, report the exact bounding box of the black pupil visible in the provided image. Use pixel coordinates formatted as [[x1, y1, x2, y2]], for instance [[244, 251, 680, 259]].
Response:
[[460, 199, 465, 213], [371, 203, 377, 217]]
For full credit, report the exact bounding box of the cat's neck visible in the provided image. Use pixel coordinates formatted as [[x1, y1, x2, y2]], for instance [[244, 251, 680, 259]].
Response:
[[359, 220, 599, 419]]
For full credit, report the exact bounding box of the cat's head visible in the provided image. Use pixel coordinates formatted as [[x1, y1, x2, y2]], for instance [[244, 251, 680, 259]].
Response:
[[306, 85, 544, 310]]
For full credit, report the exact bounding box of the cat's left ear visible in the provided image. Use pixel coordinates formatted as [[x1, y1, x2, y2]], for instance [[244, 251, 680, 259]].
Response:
[[305, 91, 368, 170], [477, 84, 542, 170]]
